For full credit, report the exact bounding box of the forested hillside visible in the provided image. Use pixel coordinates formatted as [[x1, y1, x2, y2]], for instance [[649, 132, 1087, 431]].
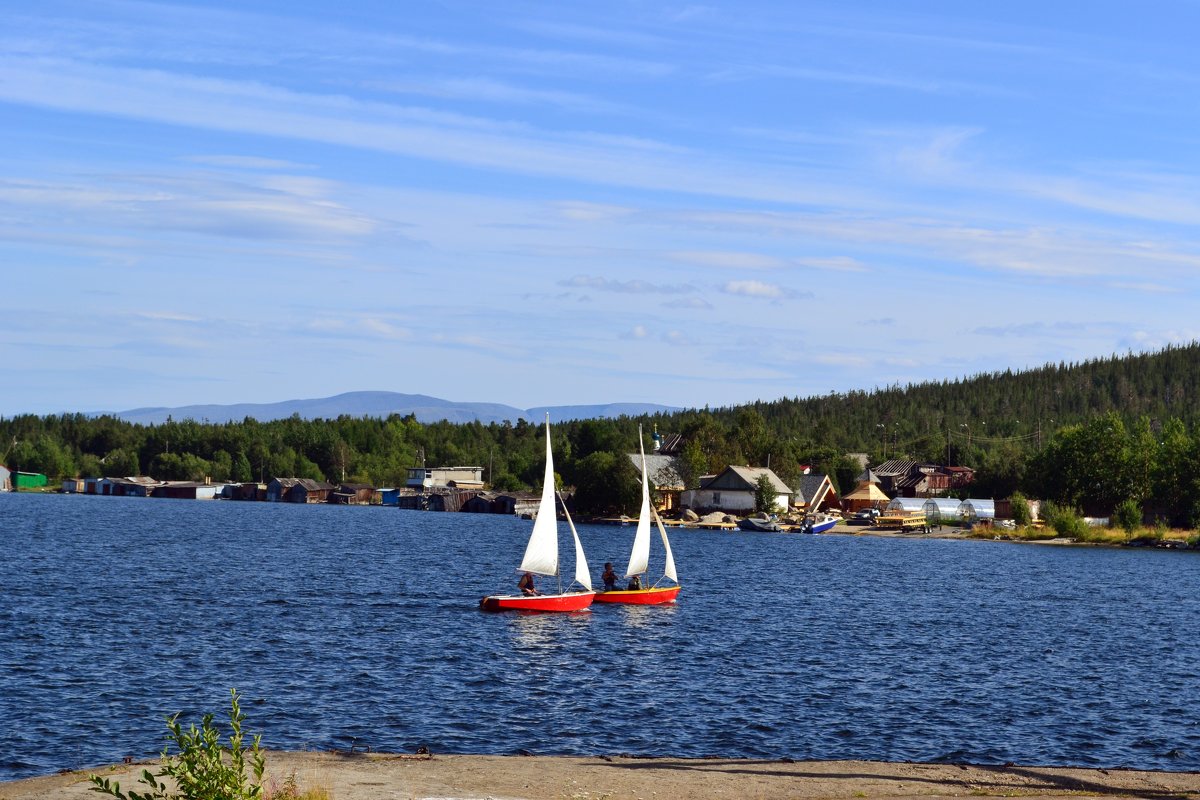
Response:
[[4, 343, 1200, 522]]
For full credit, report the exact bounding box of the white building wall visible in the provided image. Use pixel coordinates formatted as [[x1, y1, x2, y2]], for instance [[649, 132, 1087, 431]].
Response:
[[682, 489, 788, 513]]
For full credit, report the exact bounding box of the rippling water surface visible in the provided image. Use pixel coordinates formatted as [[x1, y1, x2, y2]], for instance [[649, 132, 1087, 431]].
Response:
[[2, 492, 1197, 780]]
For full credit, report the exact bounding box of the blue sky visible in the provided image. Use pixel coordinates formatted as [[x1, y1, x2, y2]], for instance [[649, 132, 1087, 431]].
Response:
[[3, 1, 1200, 417]]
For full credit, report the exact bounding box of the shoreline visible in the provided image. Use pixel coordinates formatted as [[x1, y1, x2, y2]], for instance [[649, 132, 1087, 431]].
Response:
[[4, 752, 1199, 800]]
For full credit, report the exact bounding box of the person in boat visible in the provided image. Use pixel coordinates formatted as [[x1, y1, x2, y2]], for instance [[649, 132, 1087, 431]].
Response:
[[602, 562, 618, 591], [518, 571, 540, 596], [627, 574, 642, 590]]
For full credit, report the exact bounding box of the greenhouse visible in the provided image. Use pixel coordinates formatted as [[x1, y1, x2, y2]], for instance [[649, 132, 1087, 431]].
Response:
[[922, 497, 963, 522], [884, 497, 926, 514], [958, 498, 996, 521]]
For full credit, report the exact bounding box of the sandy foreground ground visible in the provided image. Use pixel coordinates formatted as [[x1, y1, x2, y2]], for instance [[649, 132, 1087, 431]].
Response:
[[2, 751, 1198, 800]]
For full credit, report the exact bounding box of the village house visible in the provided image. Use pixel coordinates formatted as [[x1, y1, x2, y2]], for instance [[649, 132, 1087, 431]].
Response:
[[330, 483, 378, 505], [228, 482, 267, 501], [625, 451, 685, 511], [267, 477, 335, 503], [12, 471, 48, 490], [794, 473, 839, 513], [842, 469, 891, 511], [153, 480, 225, 500], [426, 488, 480, 512], [108, 476, 162, 497], [406, 466, 484, 490], [871, 460, 974, 498], [460, 492, 497, 513], [681, 465, 793, 514]]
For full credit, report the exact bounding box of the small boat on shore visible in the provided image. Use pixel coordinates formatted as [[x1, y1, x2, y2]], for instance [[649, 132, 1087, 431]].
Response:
[[480, 417, 595, 613], [737, 515, 783, 532], [594, 425, 680, 606], [798, 513, 839, 534]]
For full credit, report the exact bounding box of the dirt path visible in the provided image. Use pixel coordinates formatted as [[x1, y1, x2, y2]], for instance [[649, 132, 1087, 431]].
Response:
[[4, 752, 1198, 800]]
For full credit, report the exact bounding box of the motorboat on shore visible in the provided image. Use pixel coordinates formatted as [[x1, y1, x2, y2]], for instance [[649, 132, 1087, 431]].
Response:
[[798, 513, 839, 534], [737, 512, 839, 534], [737, 515, 783, 532]]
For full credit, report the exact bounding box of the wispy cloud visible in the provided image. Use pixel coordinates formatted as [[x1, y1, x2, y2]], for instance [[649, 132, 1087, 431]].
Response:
[[560, 275, 696, 294], [0, 172, 378, 240], [183, 155, 312, 171], [556, 201, 635, 222], [1107, 281, 1183, 294], [135, 311, 203, 323], [796, 256, 869, 273], [973, 321, 1122, 338], [371, 77, 625, 115], [0, 56, 860, 207], [670, 250, 787, 270]]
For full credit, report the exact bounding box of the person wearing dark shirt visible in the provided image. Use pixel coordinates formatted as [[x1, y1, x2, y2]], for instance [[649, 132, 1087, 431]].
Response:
[[602, 562, 618, 591], [518, 571, 539, 596]]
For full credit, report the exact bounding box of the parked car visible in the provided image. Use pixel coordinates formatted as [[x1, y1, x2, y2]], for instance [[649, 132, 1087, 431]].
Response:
[[847, 508, 880, 525]]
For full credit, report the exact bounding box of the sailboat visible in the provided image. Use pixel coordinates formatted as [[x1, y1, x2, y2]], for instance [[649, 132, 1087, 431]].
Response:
[[594, 425, 681, 605], [479, 416, 596, 612]]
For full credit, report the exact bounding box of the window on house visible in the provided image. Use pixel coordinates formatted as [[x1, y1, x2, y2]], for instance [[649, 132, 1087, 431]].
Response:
[[712, 492, 721, 504]]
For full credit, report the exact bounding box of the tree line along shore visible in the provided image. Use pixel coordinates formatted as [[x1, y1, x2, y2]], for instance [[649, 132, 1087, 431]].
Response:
[[5, 344, 1200, 532]]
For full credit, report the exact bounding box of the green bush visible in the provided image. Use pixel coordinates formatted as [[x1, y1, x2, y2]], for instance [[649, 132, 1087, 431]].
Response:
[[1043, 501, 1091, 541], [1010, 492, 1033, 526], [90, 689, 265, 800], [1113, 498, 1142, 535]]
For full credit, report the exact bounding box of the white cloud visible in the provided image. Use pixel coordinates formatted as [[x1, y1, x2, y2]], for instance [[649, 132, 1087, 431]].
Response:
[[624, 325, 649, 339], [721, 279, 784, 298]]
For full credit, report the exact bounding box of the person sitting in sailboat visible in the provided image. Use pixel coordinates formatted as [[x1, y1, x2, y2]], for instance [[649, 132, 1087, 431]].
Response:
[[518, 572, 540, 596], [601, 562, 618, 591], [627, 574, 642, 590]]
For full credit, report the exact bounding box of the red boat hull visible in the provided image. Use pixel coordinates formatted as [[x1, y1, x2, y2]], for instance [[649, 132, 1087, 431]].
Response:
[[592, 585, 681, 605], [479, 591, 596, 613]]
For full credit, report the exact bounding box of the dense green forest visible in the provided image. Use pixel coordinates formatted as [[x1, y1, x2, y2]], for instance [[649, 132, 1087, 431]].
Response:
[[4, 343, 1200, 523]]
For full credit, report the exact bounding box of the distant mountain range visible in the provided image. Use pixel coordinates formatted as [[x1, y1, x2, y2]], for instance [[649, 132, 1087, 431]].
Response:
[[108, 392, 682, 426]]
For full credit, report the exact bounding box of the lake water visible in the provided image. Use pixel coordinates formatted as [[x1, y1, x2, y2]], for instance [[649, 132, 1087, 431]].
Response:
[[2, 492, 1198, 781]]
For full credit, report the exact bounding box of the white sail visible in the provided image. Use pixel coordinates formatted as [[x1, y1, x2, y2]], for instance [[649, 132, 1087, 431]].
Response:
[[653, 508, 678, 583], [560, 495, 593, 591], [625, 425, 652, 578], [519, 416, 559, 577]]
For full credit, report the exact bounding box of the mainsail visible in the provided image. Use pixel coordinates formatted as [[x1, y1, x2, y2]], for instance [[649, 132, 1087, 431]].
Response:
[[519, 416, 559, 577], [625, 425, 653, 577]]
